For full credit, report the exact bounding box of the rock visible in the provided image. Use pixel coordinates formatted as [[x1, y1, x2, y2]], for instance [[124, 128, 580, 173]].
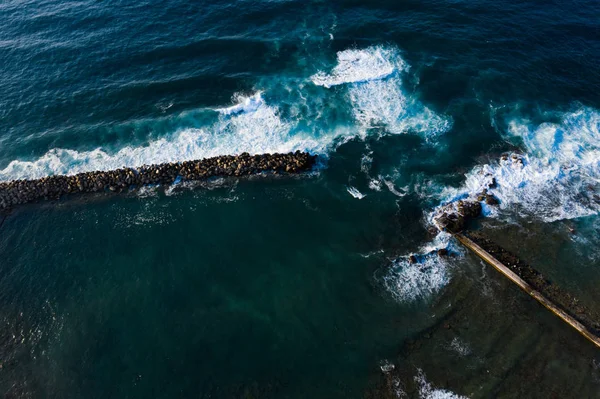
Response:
[[457, 200, 482, 219], [437, 248, 448, 257], [435, 213, 464, 233], [485, 194, 499, 205], [434, 199, 482, 233]]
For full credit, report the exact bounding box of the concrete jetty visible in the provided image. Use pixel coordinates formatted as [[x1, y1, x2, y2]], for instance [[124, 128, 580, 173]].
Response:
[[432, 188, 600, 348], [456, 232, 600, 348]]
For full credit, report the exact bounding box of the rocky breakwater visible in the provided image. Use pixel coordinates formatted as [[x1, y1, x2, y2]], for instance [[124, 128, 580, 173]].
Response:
[[0, 151, 317, 209]]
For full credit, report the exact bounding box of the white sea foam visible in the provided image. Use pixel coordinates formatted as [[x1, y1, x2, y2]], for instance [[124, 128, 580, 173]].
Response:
[[415, 369, 468, 399], [347, 186, 366, 199], [216, 92, 265, 115], [311, 47, 401, 88], [0, 46, 450, 181], [437, 107, 600, 222], [385, 255, 448, 302], [379, 359, 396, 373], [379, 359, 407, 398], [384, 232, 459, 302], [393, 108, 600, 305], [311, 46, 452, 137], [369, 179, 383, 191], [360, 150, 373, 174], [384, 179, 408, 197], [449, 337, 472, 357], [0, 94, 323, 181]]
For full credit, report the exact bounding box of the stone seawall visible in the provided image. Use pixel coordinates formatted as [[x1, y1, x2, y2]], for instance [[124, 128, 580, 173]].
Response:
[[0, 151, 317, 209]]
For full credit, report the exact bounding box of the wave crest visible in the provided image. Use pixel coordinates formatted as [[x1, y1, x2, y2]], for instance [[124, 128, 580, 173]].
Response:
[[311, 46, 451, 137], [216, 92, 265, 115], [311, 47, 404, 88], [1, 46, 451, 181], [0, 96, 303, 180], [437, 107, 600, 223]]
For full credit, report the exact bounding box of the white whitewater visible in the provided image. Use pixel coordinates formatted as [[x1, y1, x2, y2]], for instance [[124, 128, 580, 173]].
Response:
[[347, 186, 367, 199], [311, 46, 451, 137], [415, 369, 469, 399], [310, 47, 401, 88], [0, 46, 450, 182], [438, 107, 600, 222], [388, 107, 600, 305], [216, 92, 265, 115], [383, 232, 461, 302]]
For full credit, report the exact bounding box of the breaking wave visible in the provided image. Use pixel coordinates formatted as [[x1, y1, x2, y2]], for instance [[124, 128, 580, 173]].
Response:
[[438, 107, 600, 222], [311, 46, 452, 137], [0, 95, 306, 180], [389, 107, 600, 305], [0, 45, 451, 182], [216, 92, 265, 115], [383, 232, 461, 302], [310, 47, 402, 88]]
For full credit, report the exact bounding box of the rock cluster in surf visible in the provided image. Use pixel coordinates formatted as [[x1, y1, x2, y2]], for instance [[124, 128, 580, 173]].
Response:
[[434, 200, 483, 233], [433, 175, 500, 233], [0, 151, 317, 209]]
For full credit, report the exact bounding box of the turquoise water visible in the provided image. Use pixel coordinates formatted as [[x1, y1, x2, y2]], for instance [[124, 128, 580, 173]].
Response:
[[1, 0, 600, 397]]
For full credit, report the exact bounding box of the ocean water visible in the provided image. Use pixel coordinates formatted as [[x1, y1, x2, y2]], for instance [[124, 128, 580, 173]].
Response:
[[1, 0, 600, 397]]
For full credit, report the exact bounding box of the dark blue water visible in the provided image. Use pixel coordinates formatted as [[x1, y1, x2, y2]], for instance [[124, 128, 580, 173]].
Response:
[[1, 0, 600, 397]]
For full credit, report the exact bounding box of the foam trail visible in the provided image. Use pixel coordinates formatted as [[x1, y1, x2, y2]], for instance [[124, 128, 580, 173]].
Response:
[[436, 107, 600, 222], [415, 369, 468, 399], [311, 46, 452, 137], [449, 337, 471, 357], [0, 94, 323, 181], [384, 179, 407, 197], [347, 186, 366, 199]]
